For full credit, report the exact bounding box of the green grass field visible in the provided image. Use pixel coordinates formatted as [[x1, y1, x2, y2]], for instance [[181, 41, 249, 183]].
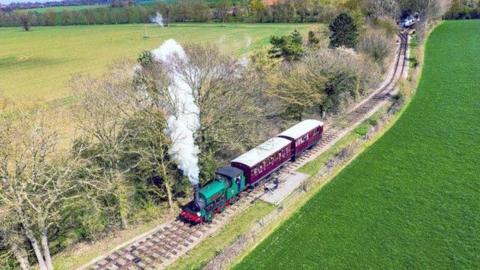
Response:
[[0, 23, 313, 104], [235, 20, 480, 269]]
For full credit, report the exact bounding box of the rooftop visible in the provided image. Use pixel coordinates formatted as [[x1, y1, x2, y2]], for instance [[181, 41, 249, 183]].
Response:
[[278, 119, 324, 140], [216, 166, 244, 179], [232, 137, 291, 168]]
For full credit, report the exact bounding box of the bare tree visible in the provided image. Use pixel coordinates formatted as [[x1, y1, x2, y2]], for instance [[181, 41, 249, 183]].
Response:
[[120, 109, 177, 210], [398, 0, 452, 20], [0, 113, 78, 270], [0, 208, 30, 270], [357, 28, 395, 67], [71, 63, 139, 229], [72, 61, 179, 225], [300, 48, 380, 115], [361, 0, 399, 18], [136, 44, 266, 180], [18, 12, 32, 31], [268, 62, 326, 120]]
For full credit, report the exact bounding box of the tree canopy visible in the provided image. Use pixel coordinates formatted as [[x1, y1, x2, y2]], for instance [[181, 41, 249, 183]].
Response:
[[329, 12, 358, 48], [269, 30, 304, 61]]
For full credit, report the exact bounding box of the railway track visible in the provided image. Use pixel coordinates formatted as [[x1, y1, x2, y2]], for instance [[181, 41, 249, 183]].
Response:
[[84, 31, 409, 270]]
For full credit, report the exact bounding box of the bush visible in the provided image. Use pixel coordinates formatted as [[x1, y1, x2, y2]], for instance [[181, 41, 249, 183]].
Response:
[[408, 56, 419, 68], [302, 48, 380, 114], [355, 123, 369, 137], [329, 13, 359, 48], [268, 30, 304, 61], [373, 17, 397, 36], [357, 28, 395, 66]]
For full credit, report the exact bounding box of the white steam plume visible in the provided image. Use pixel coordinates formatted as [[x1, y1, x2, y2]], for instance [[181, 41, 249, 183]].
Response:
[[151, 12, 164, 27], [245, 35, 252, 48], [152, 39, 201, 184]]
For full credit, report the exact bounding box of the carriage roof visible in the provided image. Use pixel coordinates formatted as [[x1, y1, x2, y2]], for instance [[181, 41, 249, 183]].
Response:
[[278, 119, 324, 140], [231, 137, 291, 168]]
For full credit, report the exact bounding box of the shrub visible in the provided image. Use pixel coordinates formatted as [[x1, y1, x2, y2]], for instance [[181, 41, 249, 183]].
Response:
[[373, 17, 397, 36], [137, 50, 154, 67], [357, 29, 395, 65], [308, 31, 320, 47], [329, 13, 359, 48], [408, 56, 419, 68], [355, 124, 369, 137], [269, 30, 304, 61]]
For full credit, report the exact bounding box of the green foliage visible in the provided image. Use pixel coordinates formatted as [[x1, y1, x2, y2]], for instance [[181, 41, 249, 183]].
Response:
[[72, 200, 107, 241], [329, 12, 358, 48], [324, 72, 358, 112], [268, 30, 304, 61], [1, 0, 346, 27], [199, 150, 219, 186], [354, 123, 369, 136], [408, 55, 418, 68], [249, 0, 266, 20], [444, 0, 480, 20], [236, 20, 480, 269], [408, 33, 419, 68], [137, 50, 154, 67]]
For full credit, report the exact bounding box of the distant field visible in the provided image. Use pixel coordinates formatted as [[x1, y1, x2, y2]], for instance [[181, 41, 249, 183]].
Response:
[[235, 20, 480, 269], [0, 23, 313, 104]]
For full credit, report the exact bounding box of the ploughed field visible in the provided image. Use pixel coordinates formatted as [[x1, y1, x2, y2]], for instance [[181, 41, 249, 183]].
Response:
[[0, 23, 311, 104], [235, 20, 480, 269]]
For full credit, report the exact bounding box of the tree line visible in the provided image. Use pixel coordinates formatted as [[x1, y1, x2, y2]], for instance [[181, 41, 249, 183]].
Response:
[[1, 0, 355, 28], [444, 0, 480, 19], [2, 0, 453, 30]]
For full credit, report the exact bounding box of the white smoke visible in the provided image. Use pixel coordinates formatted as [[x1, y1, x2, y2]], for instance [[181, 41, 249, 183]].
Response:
[[151, 12, 164, 27], [216, 35, 226, 47], [245, 35, 252, 48], [238, 57, 249, 68], [151, 39, 201, 184]]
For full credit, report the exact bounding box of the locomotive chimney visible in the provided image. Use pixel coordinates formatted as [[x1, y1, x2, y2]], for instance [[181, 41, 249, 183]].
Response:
[[193, 183, 200, 206]]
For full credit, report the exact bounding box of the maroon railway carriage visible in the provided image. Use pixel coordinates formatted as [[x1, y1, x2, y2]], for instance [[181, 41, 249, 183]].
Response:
[[231, 137, 292, 186], [278, 119, 324, 159]]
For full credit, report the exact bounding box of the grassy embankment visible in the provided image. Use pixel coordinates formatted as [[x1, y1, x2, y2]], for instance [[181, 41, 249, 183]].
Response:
[[235, 20, 480, 269], [0, 23, 313, 105]]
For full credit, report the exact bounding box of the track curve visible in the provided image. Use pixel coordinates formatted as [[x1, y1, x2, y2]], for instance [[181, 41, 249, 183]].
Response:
[[84, 31, 409, 270]]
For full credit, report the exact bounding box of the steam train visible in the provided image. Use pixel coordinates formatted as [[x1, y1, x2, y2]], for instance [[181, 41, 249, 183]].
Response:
[[180, 119, 324, 224], [399, 13, 420, 28]]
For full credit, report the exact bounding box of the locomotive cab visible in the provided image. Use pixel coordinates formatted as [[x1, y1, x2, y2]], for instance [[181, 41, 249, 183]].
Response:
[[215, 166, 246, 198], [180, 167, 246, 224]]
